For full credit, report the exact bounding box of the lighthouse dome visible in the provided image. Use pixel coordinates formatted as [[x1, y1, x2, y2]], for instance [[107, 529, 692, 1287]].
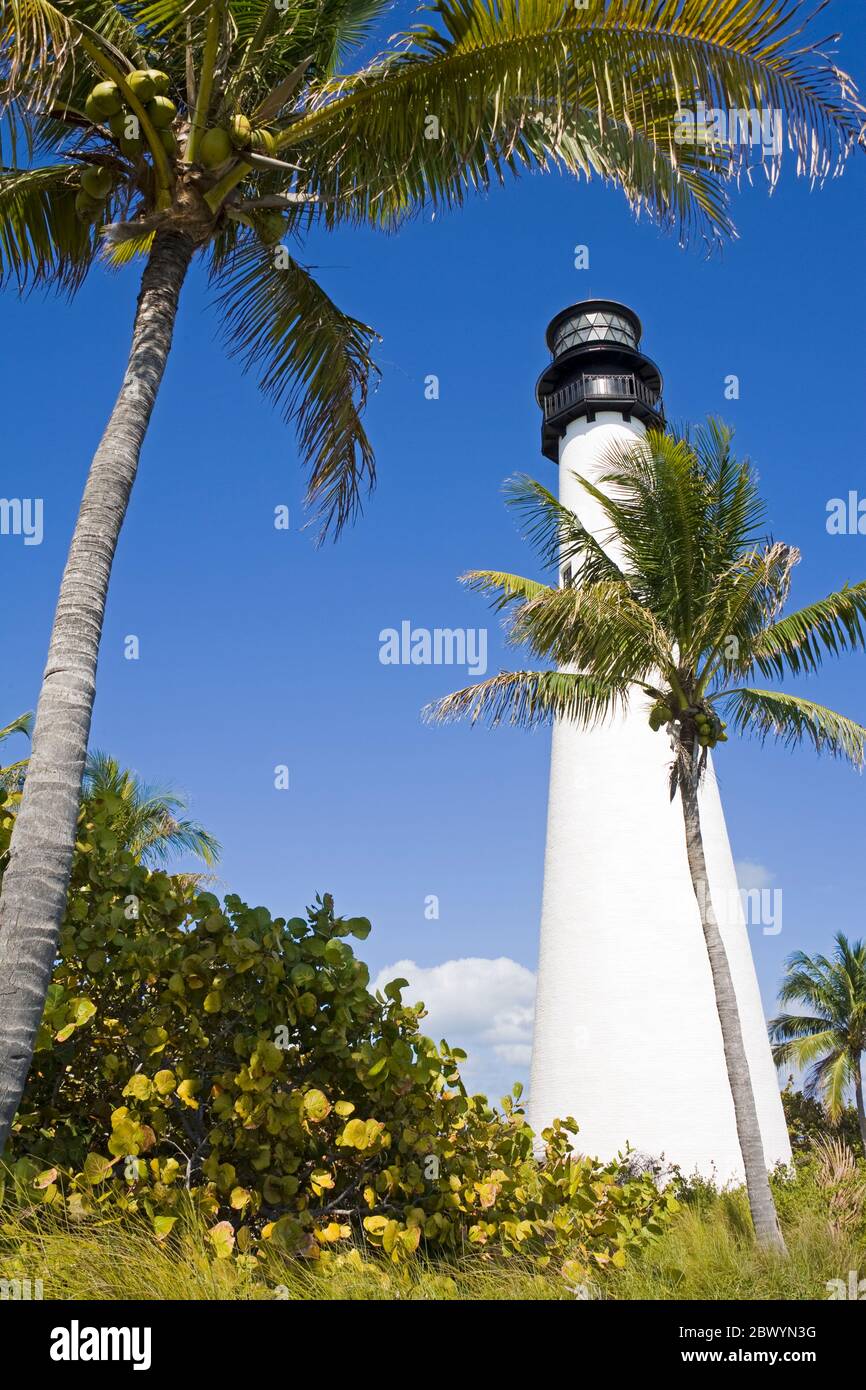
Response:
[[536, 297, 663, 461], [547, 300, 641, 356]]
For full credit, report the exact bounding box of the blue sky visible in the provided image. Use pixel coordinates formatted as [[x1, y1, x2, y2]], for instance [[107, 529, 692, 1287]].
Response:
[[3, 2, 866, 1101]]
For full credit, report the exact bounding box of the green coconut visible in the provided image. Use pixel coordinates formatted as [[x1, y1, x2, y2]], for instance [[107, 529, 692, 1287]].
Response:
[[74, 189, 103, 223], [251, 127, 277, 155], [648, 701, 673, 732], [80, 166, 115, 199], [88, 81, 123, 117], [146, 96, 177, 129], [108, 110, 130, 138], [84, 93, 106, 124], [126, 69, 157, 103], [255, 211, 287, 246], [146, 68, 170, 96], [229, 114, 252, 148], [158, 127, 178, 156], [119, 131, 143, 159], [199, 126, 233, 168]]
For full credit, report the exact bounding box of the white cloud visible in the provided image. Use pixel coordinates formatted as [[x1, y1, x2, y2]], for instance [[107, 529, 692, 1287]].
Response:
[[735, 859, 776, 892], [372, 956, 536, 1101]]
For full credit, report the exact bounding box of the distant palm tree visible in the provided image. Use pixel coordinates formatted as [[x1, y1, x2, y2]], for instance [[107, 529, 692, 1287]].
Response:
[[771, 934, 866, 1158], [83, 751, 220, 868], [427, 421, 866, 1251], [0, 0, 861, 1155], [0, 713, 33, 802]]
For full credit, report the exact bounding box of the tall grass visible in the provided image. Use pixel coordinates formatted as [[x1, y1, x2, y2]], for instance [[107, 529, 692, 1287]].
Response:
[[1, 1190, 862, 1300]]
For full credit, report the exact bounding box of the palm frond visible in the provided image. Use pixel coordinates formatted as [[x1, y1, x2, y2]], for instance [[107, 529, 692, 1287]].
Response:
[[809, 1050, 856, 1122], [0, 164, 98, 291], [0, 0, 74, 111], [510, 578, 675, 683], [423, 668, 627, 729], [0, 711, 34, 745], [461, 569, 553, 612], [0, 710, 33, 794], [722, 687, 866, 767], [771, 1028, 840, 1072], [100, 227, 156, 268], [750, 582, 866, 680], [283, 0, 861, 239], [135, 814, 221, 868], [504, 473, 626, 585], [697, 541, 800, 685], [211, 240, 380, 539]]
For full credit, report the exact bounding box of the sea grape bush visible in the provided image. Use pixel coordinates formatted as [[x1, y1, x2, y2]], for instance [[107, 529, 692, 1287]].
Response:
[[1, 788, 675, 1274]]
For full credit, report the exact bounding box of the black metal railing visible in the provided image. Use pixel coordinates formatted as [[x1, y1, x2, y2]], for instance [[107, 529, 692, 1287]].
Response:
[[542, 372, 662, 421]]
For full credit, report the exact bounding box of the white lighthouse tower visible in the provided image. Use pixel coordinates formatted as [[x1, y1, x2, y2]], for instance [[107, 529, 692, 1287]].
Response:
[[528, 301, 790, 1183]]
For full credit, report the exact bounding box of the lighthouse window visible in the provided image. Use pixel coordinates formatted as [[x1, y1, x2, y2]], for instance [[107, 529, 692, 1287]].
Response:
[[553, 310, 638, 356], [561, 563, 573, 588]]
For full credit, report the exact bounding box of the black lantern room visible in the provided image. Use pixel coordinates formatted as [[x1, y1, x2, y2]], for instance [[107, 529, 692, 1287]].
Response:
[[536, 299, 664, 462]]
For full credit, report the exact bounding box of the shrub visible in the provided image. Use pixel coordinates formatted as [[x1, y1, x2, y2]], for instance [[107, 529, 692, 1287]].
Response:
[[781, 1081, 863, 1155], [1, 788, 676, 1276]]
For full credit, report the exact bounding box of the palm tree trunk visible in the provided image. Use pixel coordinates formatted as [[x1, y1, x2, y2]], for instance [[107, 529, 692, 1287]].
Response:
[[679, 758, 786, 1252], [855, 1061, 866, 1160], [0, 227, 195, 1152]]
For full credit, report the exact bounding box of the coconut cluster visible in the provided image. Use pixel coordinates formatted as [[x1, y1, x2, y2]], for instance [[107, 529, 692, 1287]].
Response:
[[198, 114, 278, 169], [648, 700, 728, 748], [80, 71, 287, 246], [78, 69, 177, 219], [84, 71, 177, 155], [694, 710, 728, 749]]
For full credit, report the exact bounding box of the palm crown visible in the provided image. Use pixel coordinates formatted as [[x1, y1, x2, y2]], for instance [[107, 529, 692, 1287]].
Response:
[[83, 751, 221, 866], [428, 420, 866, 786], [770, 933, 866, 1141], [2, 0, 861, 534]]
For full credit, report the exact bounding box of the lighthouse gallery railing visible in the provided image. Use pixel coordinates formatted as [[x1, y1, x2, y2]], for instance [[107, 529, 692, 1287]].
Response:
[[542, 372, 662, 421]]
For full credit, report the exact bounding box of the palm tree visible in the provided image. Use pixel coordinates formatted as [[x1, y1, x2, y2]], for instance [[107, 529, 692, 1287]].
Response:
[[426, 421, 866, 1250], [82, 750, 220, 867], [0, 3, 859, 1154], [2, 730, 218, 867], [770, 934, 866, 1159]]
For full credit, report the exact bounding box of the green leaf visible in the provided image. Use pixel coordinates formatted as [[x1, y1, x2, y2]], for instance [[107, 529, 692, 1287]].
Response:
[[303, 1088, 331, 1122], [82, 1153, 114, 1185], [123, 1074, 152, 1101], [209, 1221, 236, 1259]]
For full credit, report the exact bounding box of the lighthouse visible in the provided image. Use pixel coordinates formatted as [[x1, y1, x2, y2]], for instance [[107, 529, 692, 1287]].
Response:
[[528, 300, 791, 1182]]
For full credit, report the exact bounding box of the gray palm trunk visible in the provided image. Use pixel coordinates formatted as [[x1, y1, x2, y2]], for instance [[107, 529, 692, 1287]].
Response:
[[678, 753, 787, 1252], [855, 1064, 866, 1160], [0, 228, 195, 1151]]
